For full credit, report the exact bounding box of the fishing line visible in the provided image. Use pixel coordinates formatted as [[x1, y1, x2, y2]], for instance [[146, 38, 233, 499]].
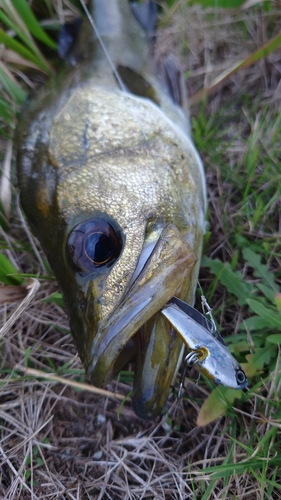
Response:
[[79, 0, 149, 142], [79, 0, 126, 92], [197, 280, 217, 334]]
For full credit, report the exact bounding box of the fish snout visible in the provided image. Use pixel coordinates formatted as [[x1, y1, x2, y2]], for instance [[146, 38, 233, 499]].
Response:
[[83, 224, 197, 418]]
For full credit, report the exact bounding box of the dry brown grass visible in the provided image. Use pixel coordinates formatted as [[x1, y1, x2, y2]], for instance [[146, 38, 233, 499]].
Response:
[[1, 3, 281, 499]]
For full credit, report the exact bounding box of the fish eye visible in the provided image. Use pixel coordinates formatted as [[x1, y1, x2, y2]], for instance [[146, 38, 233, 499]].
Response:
[[66, 219, 122, 272], [236, 368, 247, 386]]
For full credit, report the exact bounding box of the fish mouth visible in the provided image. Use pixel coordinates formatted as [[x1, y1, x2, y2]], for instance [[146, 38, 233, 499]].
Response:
[[86, 223, 197, 419]]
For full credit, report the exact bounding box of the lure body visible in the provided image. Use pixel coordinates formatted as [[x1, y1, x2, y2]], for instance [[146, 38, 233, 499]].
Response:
[[161, 300, 248, 389]]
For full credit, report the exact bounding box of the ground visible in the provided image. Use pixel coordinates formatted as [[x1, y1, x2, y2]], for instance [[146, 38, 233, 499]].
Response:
[[0, 2, 281, 499]]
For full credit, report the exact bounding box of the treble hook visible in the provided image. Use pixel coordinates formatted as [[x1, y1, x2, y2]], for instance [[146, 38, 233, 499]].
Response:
[[177, 351, 202, 399]]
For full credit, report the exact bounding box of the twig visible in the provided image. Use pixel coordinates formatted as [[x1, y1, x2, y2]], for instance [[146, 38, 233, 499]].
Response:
[[14, 365, 126, 401], [0, 278, 40, 340]]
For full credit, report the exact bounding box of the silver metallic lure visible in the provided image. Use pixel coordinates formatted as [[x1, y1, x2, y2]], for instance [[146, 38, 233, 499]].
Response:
[[161, 297, 248, 392]]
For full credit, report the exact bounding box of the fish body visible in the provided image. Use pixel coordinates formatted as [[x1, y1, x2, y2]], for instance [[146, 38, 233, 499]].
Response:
[[17, 0, 206, 419]]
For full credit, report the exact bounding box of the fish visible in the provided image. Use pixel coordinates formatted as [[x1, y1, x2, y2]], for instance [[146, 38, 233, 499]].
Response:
[[16, 0, 206, 419], [161, 298, 248, 390]]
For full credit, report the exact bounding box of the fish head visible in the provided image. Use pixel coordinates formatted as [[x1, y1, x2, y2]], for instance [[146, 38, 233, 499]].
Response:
[[17, 85, 206, 419]]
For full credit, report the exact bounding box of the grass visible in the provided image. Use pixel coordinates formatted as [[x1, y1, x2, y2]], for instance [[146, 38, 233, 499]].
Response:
[[0, 0, 281, 498]]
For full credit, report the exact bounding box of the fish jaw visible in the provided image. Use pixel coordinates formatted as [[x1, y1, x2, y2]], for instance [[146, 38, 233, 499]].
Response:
[[132, 313, 185, 419], [85, 224, 196, 390]]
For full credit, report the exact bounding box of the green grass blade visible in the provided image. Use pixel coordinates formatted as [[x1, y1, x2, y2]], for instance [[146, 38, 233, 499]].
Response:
[[244, 345, 276, 377], [201, 256, 253, 305], [10, 0, 57, 50], [243, 248, 279, 292], [193, 0, 244, 6], [0, 97, 14, 123], [0, 6, 52, 74], [208, 458, 277, 477], [190, 31, 281, 105], [239, 315, 270, 331], [256, 284, 277, 304], [42, 292, 64, 308], [0, 63, 27, 104], [266, 334, 281, 344], [0, 28, 50, 71], [0, 253, 22, 285], [246, 299, 281, 329]]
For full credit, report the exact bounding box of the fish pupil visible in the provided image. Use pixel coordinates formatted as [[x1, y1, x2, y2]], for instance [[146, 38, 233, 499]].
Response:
[[66, 218, 122, 272], [85, 232, 114, 264]]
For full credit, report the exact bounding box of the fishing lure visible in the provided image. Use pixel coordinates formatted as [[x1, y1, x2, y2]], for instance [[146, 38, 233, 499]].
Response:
[[161, 297, 248, 394]]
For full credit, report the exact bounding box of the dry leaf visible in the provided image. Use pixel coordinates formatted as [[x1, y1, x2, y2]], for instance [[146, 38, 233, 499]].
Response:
[[0, 284, 27, 304]]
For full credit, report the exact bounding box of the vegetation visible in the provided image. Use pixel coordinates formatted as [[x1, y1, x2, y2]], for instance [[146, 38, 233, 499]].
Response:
[[0, 0, 280, 498]]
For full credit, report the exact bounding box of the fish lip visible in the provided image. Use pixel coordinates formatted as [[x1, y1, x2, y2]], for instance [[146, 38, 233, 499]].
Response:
[[86, 223, 197, 387]]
